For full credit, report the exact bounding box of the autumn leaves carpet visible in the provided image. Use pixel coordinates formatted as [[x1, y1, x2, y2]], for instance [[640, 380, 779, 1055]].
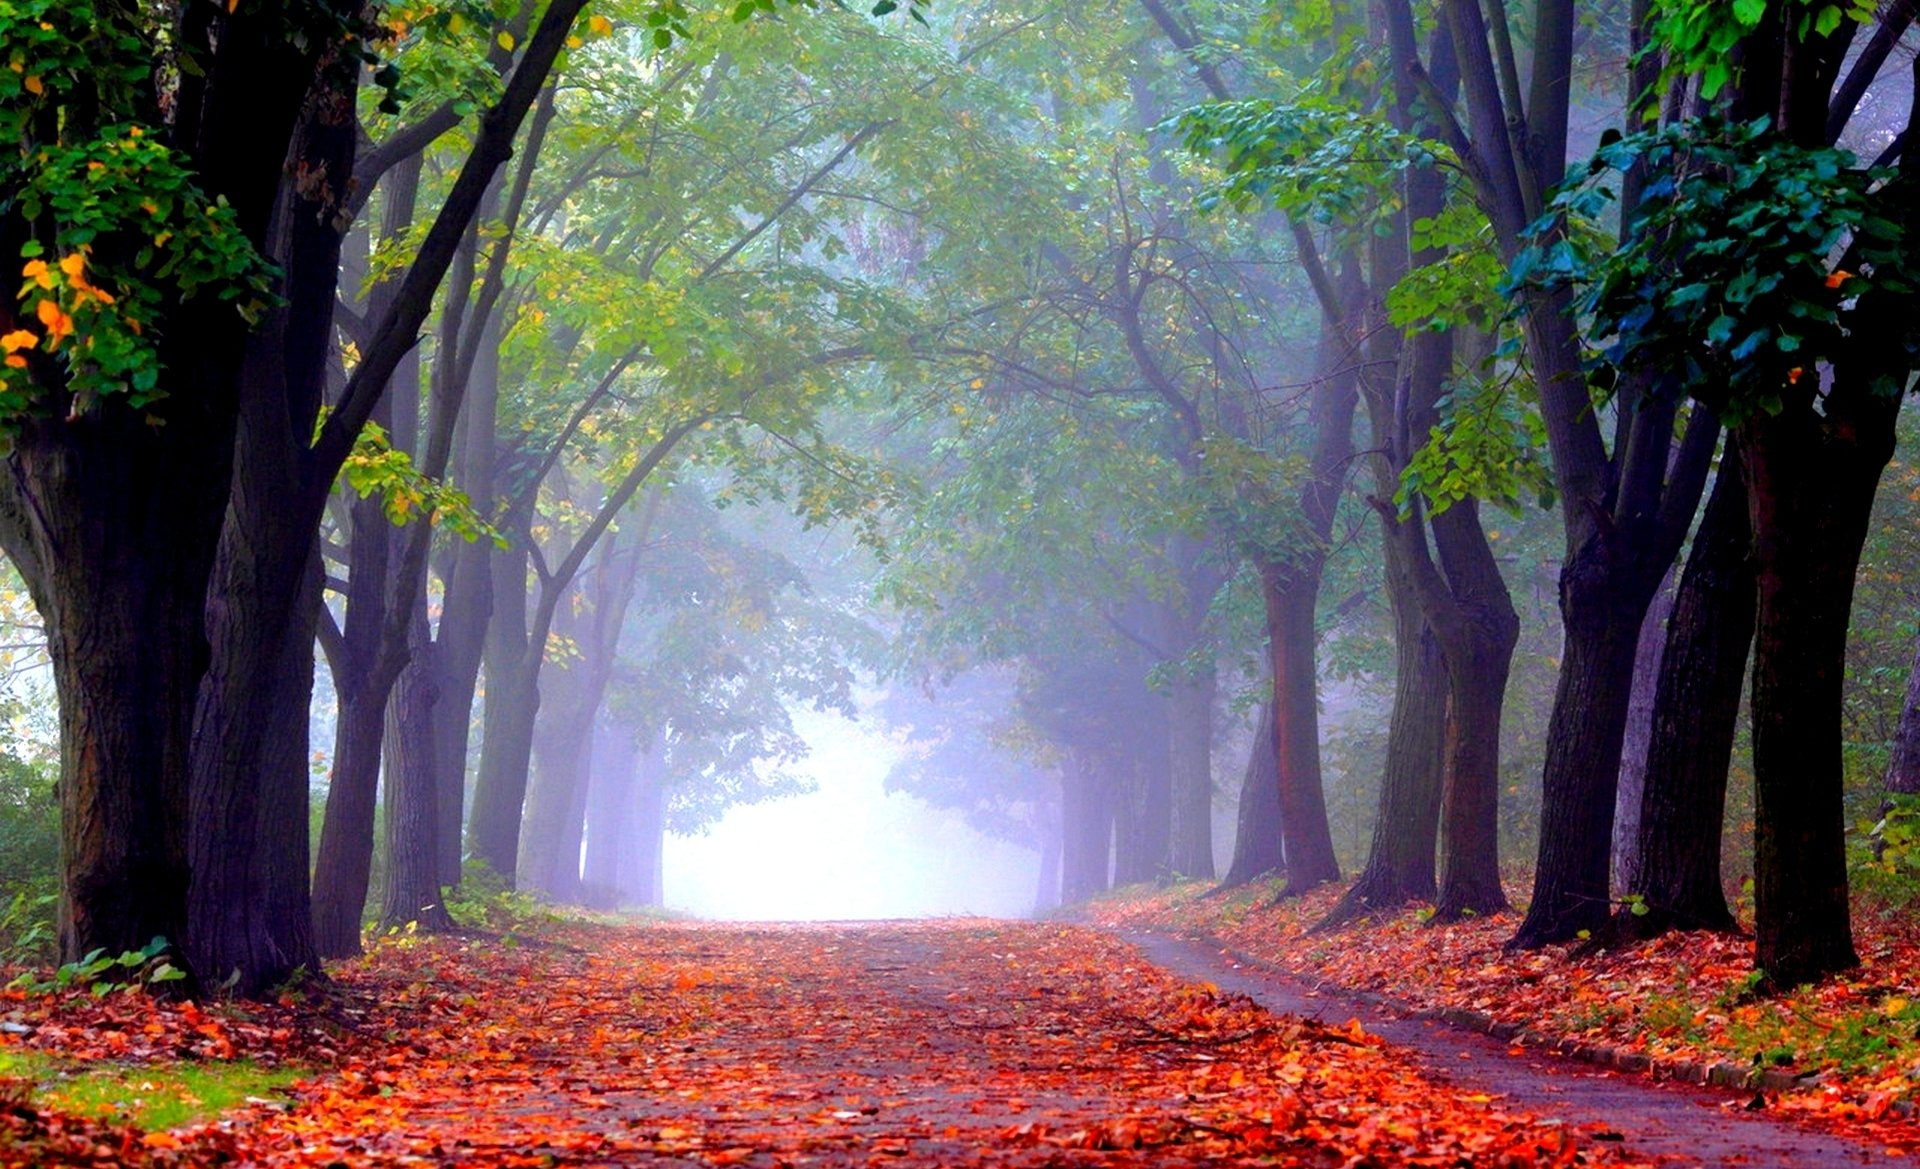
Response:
[[2, 920, 1643, 1166]]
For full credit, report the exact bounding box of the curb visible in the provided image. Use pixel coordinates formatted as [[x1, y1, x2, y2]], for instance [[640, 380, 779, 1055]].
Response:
[[1168, 930, 1910, 1111]]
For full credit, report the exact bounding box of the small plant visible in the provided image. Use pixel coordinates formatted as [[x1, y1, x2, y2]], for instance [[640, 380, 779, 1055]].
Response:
[[0, 890, 56, 966], [444, 859, 550, 932], [7, 935, 185, 996]]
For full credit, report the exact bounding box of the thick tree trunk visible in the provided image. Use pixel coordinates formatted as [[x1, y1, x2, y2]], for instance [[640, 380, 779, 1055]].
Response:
[[380, 608, 453, 933], [1262, 566, 1341, 895], [187, 523, 324, 995], [1426, 501, 1520, 922], [1218, 702, 1285, 889], [0, 413, 232, 970], [1166, 669, 1217, 879], [1431, 634, 1513, 921], [251, 550, 323, 975], [1743, 381, 1895, 986], [1509, 535, 1665, 948], [1321, 588, 1446, 925], [1621, 447, 1752, 940], [1888, 635, 1920, 795]]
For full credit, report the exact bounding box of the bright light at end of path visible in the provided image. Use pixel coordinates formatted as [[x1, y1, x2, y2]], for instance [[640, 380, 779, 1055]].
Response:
[[662, 702, 1040, 920]]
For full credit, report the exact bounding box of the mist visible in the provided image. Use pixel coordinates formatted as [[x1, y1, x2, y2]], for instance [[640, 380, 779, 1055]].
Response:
[[663, 701, 1041, 920]]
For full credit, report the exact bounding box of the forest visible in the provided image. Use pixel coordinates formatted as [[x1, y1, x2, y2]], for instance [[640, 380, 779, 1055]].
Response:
[[3, 0, 1920, 1164]]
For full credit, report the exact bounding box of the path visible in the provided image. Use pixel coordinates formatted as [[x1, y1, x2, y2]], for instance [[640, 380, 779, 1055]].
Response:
[[1128, 930, 1899, 1168], [239, 920, 1652, 1166]]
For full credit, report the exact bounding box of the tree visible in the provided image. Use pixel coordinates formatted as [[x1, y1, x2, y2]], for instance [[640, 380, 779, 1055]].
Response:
[[0, 0, 587, 991]]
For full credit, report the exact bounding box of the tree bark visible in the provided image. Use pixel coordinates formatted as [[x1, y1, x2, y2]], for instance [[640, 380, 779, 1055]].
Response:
[[1427, 549, 1516, 922], [469, 539, 536, 880], [1218, 702, 1285, 889], [1507, 554, 1656, 946], [1743, 379, 1895, 986], [1620, 443, 1752, 940], [1614, 572, 1678, 891], [1262, 566, 1342, 895], [380, 606, 453, 933]]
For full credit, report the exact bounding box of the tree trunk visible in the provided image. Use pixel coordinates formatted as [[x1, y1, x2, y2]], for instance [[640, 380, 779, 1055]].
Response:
[[1613, 571, 1678, 890], [1742, 379, 1895, 986], [251, 549, 323, 977], [0, 413, 231, 971], [186, 521, 324, 995], [1509, 536, 1665, 948], [1059, 751, 1113, 903], [618, 733, 668, 908], [1431, 629, 1513, 921], [1621, 445, 1752, 940], [1321, 587, 1446, 926], [310, 490, 402, 958], [1218, 701, 1285, 889], [1262, 565, 1341, 895], [1166, 668, 1217, 879], [581, 718, 638, 909], [521, 661, 598, 900], [427, 305, 503, 887], [380, 606, 453, 933], [1887, 634, 1920, 795], [469, 539, 535, 881], [1034, 814, 1062, 913]]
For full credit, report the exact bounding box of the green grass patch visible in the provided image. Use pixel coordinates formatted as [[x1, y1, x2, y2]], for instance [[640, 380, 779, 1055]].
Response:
[[0, 1048, 303, 1130]]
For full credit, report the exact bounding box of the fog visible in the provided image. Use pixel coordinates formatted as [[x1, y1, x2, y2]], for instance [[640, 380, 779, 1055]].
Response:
[[663, 700, 1042, 920]]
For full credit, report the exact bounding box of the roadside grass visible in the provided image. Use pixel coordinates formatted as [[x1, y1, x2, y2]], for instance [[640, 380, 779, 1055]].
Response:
[[0, 1046, 302, 1130]]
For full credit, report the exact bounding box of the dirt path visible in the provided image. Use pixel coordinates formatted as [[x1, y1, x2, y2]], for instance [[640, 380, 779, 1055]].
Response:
[[1127, 930, 1897, 1168], [234, 920, 1654, 1166]]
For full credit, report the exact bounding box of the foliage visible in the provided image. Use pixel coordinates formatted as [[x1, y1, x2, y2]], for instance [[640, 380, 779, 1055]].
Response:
[[1397, 372, 1556, 516], [1174, 97, 1436, 228], [1652, 0, 1878, 99], [443, 858, 550, 932], [0, 0, 276, 423], [338, 420, 505, 545], [7, 935, 186, 997], [1520, 117, 1917, 421]]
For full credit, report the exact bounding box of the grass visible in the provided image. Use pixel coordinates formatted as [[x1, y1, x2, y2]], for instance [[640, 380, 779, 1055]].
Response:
[[0, 1047, 303, 1130]]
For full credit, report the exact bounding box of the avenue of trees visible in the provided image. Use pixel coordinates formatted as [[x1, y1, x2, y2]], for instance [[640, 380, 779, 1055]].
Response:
[[1, 0, 1919, 999]]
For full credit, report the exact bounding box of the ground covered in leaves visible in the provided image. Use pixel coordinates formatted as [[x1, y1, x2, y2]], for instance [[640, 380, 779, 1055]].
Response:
[[0, 919, 1645, 1166], [1085, 878, 1920, 1145]]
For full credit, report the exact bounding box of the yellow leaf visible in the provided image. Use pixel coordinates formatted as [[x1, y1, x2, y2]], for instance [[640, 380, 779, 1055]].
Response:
[[497, 30, 516, 50], [589, 13, 614, 36]]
